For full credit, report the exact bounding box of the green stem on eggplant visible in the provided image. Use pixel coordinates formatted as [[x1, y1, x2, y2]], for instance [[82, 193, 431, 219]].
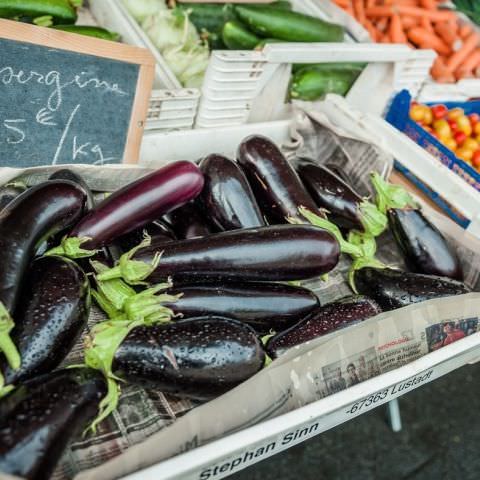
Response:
[[358, 199, 388, 237], [0, 303, 20, 374], [96, 235, 161, 285], [45, 236, 98, 259], [261, 333, 275, 367], [0, 383, 14, 399], [33, 15, 53, 26], [370, 172, 417, 215]]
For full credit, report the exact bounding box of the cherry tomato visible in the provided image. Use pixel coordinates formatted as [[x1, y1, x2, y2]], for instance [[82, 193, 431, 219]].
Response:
[[454, 131, 467, 145], [423, 107, 433, 125], [448, 107, 465, 121], [431, 104, 448, 120], [463, 138, 479, 151], [433, 119, 451, 138], [456, 147, 474, 162], [410, 104, 425, 122], [472, 150, 480, 168], [469, 113, 480, 126], [474, 123, 480, 136], [443, 137, 457, 151], [447, 119, 459, 133], [457, 115, 473, 136]]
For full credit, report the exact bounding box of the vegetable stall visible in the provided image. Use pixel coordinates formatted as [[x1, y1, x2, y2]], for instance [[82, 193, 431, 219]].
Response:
[[0, 1, 480, 480]]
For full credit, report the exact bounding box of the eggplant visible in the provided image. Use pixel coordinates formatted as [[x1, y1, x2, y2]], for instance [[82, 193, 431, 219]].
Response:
[[0, 180, 86, 316], [163, 201, 212, 239], [100, 225, 340, 284], [354, 267, 469, 311], [296, 159, 364, 231], [0, 256, 90, 386], [237, 135, 322, 223], [117, 220, 176, 253], [199, 154, 265, 230], [113, 317, 265, 399], [165, 282, 319, 334], [49, 168, 95, 209], [0, 368, 106, 480], [266, 296, 382, 358], [388, 208, 463, 281], [55, 161, 204, 255], [325, 163, 350, 184], [0, 182, 26, 211]]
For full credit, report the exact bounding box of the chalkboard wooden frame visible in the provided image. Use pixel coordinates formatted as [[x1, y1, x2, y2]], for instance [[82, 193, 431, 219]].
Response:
[[0, 18, 155, 164]]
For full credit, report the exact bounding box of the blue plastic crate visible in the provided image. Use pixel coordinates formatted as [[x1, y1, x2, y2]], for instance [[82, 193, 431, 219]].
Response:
[[386, 90, 480, 228]]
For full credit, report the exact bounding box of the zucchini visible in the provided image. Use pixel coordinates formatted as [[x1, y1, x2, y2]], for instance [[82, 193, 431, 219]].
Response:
[[222, 20, 260, 50], [290, 67, 361, 101], [52, 25, 120, 41], [255, 37, 283, 49], [235, 5, 344, 42], [0, 0, 77, 24], [292, 62, 366, 73]]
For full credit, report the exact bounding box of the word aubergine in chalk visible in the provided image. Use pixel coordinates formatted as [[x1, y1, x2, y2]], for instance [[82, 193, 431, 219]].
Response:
[[0, 66, 127, 113]]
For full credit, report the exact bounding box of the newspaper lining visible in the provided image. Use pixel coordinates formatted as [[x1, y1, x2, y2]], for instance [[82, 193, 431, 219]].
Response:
[[1, 108, 479, 480]]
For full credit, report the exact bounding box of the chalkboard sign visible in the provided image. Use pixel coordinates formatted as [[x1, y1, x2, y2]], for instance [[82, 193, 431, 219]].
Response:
[[0, 19, 155, 167]]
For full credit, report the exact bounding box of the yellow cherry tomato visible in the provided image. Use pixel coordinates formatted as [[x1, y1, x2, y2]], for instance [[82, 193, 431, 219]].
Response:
[[443, 137, 457, 151], [456, 147, 474, 162], [422, 107, 433, 125], [410, 104, 425, 122], [475, 133, 480, 143], [474, 123, 480, 136], [463, 138, 479, 151], [457, 115, 473, 136], [433, 119, 451, 138], [448, 107, 465, 121]]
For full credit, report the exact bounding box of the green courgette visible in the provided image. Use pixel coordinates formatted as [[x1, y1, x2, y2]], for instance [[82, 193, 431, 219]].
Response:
[[290, 67, 361, 101], [222, 20, 260, 50], [255, 38, 283, 49], [292, 62, 366, 74], [52, 25, 120, 41], [0, 0, 77, 24], [235, 5, 344, 42]]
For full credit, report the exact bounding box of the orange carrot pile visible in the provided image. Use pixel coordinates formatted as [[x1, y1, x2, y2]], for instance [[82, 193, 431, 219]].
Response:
[[333, 0, 480, 83]]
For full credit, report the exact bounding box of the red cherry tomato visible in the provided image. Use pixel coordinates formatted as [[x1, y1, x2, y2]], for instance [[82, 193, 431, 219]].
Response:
[[472, 150, 480, 168], [454, 131, 467, 146], [448, 119, 459, 133], [431, 104, 448, 120], [469, 113, 480, 126]]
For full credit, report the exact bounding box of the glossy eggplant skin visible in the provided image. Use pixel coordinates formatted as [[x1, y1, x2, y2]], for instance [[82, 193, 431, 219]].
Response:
[[163, 201, 211, 239], [266, 296, 381, 358], [0, 183, 26, 211], [296, 158, 363, 230], [49, 169, 95, 209], [237, 135, 321, 223], [355, 267, 469, 311], [135, 224, 340, 283], [165, 282, 319, 334], [113, 317, 265, 399], [70, 161, 204, 249], [116, 220, 176, 253], [0, 181, 86, 314], [388, 208, 463, 281], [199, 154, 265, 230], [0, 368, 106, 480], [0, 256, 90, 385]]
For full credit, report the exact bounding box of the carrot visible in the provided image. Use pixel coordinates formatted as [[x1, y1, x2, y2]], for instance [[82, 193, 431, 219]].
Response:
[[454, 48, 480, 79], [353, 0, 366, 23], [446, 32, 480, 73], [430, 56, 455, 83], [376, 17, 389, 32], [420, 0, 437, 9], [456, 68, 474, 80], [334, 0, 351, 8], [401, 15, 418, 29], [421, 17, 434, 34], [407, 27, 451, 55], [459, 23, 472, 39], [397, 6, 456, 22], [380, 32, 392, 43], [434, 21, 458, 46], [390, 13, 407, 43], [365, 6, 393, 16], [366, 0, 376, 8]]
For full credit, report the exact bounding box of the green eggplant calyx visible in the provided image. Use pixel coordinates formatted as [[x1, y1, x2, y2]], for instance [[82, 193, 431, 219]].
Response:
[[370, 172, 417, 214], [0, 383, 14, 399], [69, 0, 83, 8], [33, 15, 53, 27], [347, 256, 386, 293], [292, 206, 363, 259], [0, 303, 20, 371], [359, 199, 388, 237], [91, 289, 123, 320], [96, 236, 161, 285], [45, 236, 97, 259]]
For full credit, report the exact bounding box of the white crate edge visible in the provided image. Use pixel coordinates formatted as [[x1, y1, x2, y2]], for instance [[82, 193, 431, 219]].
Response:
[[123, 328, 480, 480]]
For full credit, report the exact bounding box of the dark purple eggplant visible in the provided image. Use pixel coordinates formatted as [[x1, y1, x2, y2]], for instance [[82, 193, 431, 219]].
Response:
[[296, 158, 364, 231], [199, 154, 265, 230], [49, 169, 95, 209], [100, 225, 340, 284], [0, 181, 86, 316], [237, 135, 323, 223], [0, 256, 90, 386], [163, 201, 211, 239], [113, 317, 265, 399], [388, 208, 463, 281], [266, 296, 382, 358], [0, 368, 106, 480], [55, 161, 204, 255], [165, 282, 319, 334], [116, 220, 176, 253], [354, 267, 469, 311], [0, 182, 26, 211]]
